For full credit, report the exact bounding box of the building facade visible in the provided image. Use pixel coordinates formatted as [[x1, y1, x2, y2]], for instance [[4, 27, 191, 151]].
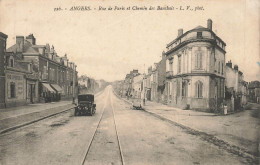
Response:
[[225, 61, 248, 111], [132, 74, 144, 99], [165, 19, 226, 112], [151, 63, 158, 102], [157, 52, 167, 104], [0, 32, 8, 108], [248, 81, 260, 103], [3, 34, 78, 107]]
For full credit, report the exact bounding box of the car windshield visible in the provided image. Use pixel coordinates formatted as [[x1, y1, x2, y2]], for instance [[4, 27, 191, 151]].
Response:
[[78, 94, 94, 102]]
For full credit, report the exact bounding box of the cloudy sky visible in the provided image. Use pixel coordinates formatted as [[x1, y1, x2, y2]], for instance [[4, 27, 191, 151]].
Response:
[[0, 0, 259, 82]]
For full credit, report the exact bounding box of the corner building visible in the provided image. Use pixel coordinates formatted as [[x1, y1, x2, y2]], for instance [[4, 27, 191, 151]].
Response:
[[165, 19, 226, 112]]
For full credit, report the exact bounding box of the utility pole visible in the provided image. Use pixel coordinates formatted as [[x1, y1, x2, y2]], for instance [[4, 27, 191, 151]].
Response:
[[72, 63, 77, 104]]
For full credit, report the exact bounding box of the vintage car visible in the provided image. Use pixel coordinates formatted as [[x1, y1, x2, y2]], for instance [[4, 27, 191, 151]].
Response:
[[74, 94, 96, 116]]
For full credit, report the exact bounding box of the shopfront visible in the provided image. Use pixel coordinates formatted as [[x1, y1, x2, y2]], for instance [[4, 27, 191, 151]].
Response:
[[39, 82, 56, 102], [50, 84, 63, 101]]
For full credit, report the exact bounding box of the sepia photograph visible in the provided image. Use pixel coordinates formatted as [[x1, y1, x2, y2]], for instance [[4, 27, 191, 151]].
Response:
[[0, 0, 259, 164]]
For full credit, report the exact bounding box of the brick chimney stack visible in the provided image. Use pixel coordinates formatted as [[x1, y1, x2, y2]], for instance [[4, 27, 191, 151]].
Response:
[[207, 19, 212, 30], [178, 29, 183, 37], [226, 60, 232, 68], [234, 65, 238, 71], [26, 34, 36, 45], [16, 36, 24, 52]]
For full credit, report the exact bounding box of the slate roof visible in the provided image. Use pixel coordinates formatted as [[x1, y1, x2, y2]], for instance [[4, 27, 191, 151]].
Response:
[[193, 25, 207, 30], [6, 40, 37, 54]]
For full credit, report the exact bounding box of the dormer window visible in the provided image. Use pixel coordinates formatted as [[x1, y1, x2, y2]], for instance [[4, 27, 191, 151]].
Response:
[[9, 57, 14, 67], [197, 32, 202, 39]]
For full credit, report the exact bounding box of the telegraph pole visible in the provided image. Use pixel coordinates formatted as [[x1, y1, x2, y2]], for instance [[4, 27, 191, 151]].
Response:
[[72, 63, 76, 104]]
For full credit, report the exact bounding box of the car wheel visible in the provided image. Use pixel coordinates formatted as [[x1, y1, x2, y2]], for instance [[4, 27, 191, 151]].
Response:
[[90, 108, 93, 116]]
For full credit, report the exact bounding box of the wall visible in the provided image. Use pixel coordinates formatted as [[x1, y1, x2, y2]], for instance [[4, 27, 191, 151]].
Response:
[[0, 34, 7, 108], [5, 71, 27, 107]]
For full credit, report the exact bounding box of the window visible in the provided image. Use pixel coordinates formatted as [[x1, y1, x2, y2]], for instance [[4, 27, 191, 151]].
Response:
[[177, 81, 180, 97], [218, 61, 220, 73], [28, 64, 32, 72], [166, 59, 169, 72], [178, 56, 181, 73], [169, 59, 173, 72], [169, 82, 172, 96], [10, 59, 14, 67], [182, 81, 187, 97], [197, 32, 202, 38], [195, 81, 203, 98], [10, 82, 15, 98], [221, 63, 224, 75], [195, 48, 203, 69]]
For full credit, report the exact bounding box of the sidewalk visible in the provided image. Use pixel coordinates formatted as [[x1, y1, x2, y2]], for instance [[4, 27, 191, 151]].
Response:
[[0, 101, 75, 134], [144, 101, 259, 156], [119, 95, 259, 159]]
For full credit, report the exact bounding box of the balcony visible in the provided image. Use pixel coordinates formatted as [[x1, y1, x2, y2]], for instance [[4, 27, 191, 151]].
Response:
[[166, 71, 173, 78]]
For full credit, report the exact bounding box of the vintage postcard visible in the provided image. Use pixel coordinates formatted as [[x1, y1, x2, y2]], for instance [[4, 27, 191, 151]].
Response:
[[0, 0, 259, 164]]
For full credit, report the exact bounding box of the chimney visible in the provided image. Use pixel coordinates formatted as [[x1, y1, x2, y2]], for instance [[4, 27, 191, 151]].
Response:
[[16, 36, 24, 52], [178, 29, 183, 37], [207, 19, 212, 30], [226, 60, 232, 68], [26, 34, 36, 45], [234, 65, 238, 71]]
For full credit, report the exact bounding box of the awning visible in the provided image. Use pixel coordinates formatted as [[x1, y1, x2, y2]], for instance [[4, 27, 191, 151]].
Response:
[[42, 83, 55, 93], [50, 84, 63, 93]]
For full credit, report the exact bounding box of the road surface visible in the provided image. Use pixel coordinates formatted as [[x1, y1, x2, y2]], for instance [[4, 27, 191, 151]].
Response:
[[0, 86, 251, 165]]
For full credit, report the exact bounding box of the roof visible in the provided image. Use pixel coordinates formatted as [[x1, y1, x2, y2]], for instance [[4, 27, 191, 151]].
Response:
[[6, 40, 35, 53], [193, 25, 206, 30], [248, 81, 260, 89], [166, 23, 226, 49], [0, 32, 8, 38]]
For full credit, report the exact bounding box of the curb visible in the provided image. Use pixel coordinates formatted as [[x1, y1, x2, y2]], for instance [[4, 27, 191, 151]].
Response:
[[0, 106, 75, 135], [0, 91, 105, 135], [143, 109, 257, 164], [113, 90, 258, 164]]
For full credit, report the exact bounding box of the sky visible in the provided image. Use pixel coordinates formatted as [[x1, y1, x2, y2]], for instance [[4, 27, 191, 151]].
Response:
[[0, 0, 259, 82]]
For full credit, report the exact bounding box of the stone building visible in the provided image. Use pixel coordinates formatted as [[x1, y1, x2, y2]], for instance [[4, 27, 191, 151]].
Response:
[[0, 32, 8, 108], [4, 50, 39, 107], [144, 67, 152, 101], [248, 81, 260, 103], [151, 63, 158, 102], [165, 19, 226, 112], [157, 52, 167, 104], [132, 74, 144, 99], [122, 69, 139, 98], [225, 60, 248, 111], [78, 75, 99, 94], [5, 34, 78, 105]]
